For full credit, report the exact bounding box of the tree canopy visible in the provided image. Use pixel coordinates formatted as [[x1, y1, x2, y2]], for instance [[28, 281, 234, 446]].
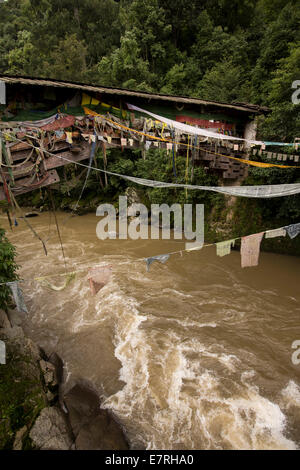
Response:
[[0, 0, 299, 140]]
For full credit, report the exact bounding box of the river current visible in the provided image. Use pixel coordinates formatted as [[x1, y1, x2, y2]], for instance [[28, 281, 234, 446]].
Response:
[[2, 211, 300, 449]]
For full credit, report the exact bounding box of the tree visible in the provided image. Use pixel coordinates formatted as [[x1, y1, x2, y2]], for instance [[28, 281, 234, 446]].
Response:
[[195, 59, 251, 103], [251, 2, 300, 104], [259, 42, 300, 141], [43, 34, 88, 82], [0, 227, 19, 312], [97, 30, 155, 90]]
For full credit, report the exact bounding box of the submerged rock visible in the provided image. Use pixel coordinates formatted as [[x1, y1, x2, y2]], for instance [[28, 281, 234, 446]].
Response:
[[63, 381, 100, 437], [24, 212, 39, 218], [1, 309, 129, 450], [75, 413, 129, 450], [63, 381, 129, 450]]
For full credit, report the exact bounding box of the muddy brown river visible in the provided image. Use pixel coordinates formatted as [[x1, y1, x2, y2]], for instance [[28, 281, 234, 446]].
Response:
[[2, 211, 300, 449]]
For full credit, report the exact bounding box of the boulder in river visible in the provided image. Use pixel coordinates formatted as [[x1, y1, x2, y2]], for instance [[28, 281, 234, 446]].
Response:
[[63, 380, 129, 450]]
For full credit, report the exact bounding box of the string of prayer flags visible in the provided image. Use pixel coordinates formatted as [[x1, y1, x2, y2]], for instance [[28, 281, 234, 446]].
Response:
[[216, 239, 236, 257], [265, 228, 286, 239], [145, 254, 170, 272], [240, 232, 264, 268], [88, 265, 112, 295], [6, 281, 28, 313], [284, 223, 300, 239]]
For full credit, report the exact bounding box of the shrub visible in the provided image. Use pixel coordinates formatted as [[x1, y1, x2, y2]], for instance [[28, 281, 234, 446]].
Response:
[[0, 227, 19, 311]]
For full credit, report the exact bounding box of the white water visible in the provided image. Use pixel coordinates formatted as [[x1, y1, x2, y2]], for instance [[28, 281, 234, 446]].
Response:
[[4, 212, 300, 449]]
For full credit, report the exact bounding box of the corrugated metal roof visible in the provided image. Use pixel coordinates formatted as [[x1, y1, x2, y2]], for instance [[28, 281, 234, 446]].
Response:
[[0, 75, 269, 114]]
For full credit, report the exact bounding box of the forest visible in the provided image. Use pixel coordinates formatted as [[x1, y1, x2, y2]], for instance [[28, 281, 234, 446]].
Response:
[[0, 0, 300, 253], [0, 0, 299, 141], [1, 1, 300, 453]]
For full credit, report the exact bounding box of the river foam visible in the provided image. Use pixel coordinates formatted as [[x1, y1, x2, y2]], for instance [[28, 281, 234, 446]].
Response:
[[5, 212, 300, 450], [99, 277, 297, 450]]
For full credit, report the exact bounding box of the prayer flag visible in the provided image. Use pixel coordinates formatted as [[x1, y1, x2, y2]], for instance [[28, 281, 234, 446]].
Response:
[[145, 254, 170, 272], [88, 265, 112, 295], [240, 232, 264, 268], [6, 281, 28, 314], [216, 239, 236, 257], [284, 223, 300, 239], [265, 228, 286, 239], [66, 132, 73, 144]]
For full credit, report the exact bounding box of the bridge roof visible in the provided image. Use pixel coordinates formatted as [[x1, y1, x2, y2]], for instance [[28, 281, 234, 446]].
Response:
[[0, 75, 269, 115]]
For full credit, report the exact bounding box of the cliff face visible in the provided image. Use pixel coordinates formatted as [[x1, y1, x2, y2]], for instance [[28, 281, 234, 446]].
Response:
[[0, 308, 129, 450], [0, 308, 69, 449]]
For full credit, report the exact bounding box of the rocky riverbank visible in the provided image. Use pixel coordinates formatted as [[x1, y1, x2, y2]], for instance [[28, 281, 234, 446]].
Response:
[[0, 308, 129, 450]]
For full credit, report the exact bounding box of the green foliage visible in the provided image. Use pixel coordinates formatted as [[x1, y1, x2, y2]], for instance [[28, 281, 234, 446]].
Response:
[[42, 34, 88, 82], [195, 59, 251, 103], [0, 0, 300, 254], [1, 0, 299, 140], [250, 2, 300, 104], [258, 42, 300, 141], [0, 227, 19, 311], [98, 30, 156, 90], [0, 341, 47, 449]]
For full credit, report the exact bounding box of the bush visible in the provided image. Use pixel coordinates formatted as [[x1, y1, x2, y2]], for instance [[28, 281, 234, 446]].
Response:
[[0, 227, 19, 311]]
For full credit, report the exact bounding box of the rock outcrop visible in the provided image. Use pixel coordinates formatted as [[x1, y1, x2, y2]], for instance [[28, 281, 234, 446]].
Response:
[[0, 308, 130, 450], [63, 381, 129, 450], [29, 407, 73, 450], [0, 309, 48, 449]]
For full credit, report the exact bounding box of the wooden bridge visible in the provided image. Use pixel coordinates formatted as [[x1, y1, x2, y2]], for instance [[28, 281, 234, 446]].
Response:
[[0, 75, 269, 201]]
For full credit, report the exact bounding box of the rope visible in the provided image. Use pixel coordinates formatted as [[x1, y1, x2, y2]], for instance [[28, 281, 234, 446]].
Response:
[[9, 190, 48, 256], [0, 223, 290, 286], [48, 188, 67, 270], [83, 108, 300, 169], [1, 133, 300, 200], [0, 148, 35, 168], [185, 135, 190, 199]]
